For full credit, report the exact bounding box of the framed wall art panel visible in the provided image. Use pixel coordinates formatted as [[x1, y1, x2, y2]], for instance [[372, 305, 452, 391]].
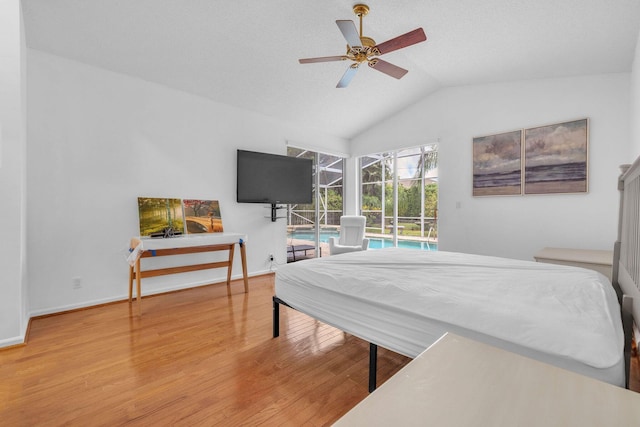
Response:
[[524, 118, 588, 195], [183, 199, 224, 233], [473, 130, 523, 196], [137, 197, 185, 237]]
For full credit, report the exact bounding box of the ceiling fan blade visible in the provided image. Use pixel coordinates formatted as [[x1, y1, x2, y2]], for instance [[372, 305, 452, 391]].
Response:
[[299, 56, 348, 64], [336, 20, 362, 48], [368, 59, 408, 79], [373, 28, 427, 56], [336, 64, 359, 88]]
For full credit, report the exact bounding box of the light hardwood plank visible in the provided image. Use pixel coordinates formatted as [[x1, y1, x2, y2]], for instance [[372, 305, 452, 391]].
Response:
[[0, 275, 409, 426]]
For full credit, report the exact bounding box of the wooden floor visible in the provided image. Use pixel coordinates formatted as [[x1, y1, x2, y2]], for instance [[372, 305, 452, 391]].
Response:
[[1, 274, 639, 426], [0, 275, 410, 426]]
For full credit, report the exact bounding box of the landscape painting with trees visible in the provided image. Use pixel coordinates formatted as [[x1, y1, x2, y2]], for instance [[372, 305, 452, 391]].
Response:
[[137, 198, 185, 237]]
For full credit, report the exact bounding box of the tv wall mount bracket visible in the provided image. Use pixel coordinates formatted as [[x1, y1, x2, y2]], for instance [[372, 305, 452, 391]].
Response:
[[267, 204, 286, 222]]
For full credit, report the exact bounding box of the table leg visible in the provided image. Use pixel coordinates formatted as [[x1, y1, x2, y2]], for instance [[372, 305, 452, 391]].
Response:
[[240, 242, 249, 293], [128, 265, 134, 302], [136, 258, 141, 304], [226, 244, 235, 287]]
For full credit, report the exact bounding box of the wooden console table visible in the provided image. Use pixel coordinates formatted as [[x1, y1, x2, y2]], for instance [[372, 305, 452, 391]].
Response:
[[127, 233, 248, 304], [335, 333, 640, 426]]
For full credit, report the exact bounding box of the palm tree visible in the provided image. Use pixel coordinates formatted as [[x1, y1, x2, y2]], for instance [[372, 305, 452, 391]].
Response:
[[411, 145, 438, 182]]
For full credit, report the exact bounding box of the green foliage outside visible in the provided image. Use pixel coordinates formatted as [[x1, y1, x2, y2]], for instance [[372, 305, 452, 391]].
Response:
[[363, 182, 438, 238], [287, 145, 438, 239], [361, 146, 438, 238], [295, 187, 342, 211]]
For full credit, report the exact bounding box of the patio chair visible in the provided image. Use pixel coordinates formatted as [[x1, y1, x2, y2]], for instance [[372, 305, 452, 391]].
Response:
[[329, 216, 369, 255]]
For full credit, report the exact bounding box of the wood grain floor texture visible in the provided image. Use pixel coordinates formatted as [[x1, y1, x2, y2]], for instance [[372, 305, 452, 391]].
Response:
[[0, 275, 410, 426], [1, 274, 639, 426]]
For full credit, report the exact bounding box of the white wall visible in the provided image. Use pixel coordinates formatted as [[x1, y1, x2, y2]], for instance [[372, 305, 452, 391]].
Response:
[[352, 74, 630, 261], [0, 0, 28, 346], [26, 50, 348, 315], [631, 31, 640, 158]]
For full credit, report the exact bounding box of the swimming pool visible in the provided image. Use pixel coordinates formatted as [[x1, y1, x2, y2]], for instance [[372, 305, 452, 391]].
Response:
[[288, 231, 437, 251]]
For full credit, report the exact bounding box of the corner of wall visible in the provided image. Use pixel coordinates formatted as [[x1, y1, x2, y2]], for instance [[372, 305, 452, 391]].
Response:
[[0, 332, 26, 348]]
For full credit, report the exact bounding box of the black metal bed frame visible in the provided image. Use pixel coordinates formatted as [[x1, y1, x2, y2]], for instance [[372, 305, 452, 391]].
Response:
[[272, 296, 379, 392]]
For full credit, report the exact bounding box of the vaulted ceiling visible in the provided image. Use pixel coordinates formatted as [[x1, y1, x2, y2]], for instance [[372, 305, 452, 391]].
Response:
[[21, 0, 640, 140]]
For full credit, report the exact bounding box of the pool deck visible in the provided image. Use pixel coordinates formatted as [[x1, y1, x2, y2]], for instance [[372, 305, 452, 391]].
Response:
[[288, 239, 330, 260]]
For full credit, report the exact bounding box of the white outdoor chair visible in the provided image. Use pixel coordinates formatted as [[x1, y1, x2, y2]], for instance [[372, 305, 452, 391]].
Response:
[[329, 216, 369, 255]]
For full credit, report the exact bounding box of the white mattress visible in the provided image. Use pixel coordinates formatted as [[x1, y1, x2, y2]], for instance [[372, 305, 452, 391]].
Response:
[[275, 248, 625, 386]]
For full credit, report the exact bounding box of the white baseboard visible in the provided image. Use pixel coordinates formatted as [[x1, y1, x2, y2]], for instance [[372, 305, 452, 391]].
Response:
[[0, 334, 26, 348], [1, 271, 273, 349], [0, 314, 31, 348], [28, 271, 271, 318]]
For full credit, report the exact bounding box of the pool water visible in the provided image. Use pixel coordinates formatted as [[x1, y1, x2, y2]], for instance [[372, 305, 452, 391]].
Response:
[[288, 231, 437, 251]]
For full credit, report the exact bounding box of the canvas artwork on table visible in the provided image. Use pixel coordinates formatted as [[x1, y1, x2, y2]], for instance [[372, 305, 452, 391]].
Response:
[[472, 130, 523, 196], [137, 197, 185, 237], [524, 118, 588, 195], [183, 199, 224, 233]]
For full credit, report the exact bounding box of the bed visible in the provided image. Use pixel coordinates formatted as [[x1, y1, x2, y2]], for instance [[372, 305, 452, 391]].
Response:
[[273, 160, 638, 391]]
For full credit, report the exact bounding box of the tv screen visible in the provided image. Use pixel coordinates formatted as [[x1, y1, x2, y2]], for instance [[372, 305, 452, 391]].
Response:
[[237, 150, 313, 204]]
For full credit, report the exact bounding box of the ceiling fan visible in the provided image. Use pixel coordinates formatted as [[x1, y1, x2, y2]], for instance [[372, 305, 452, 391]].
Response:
[[299, 4, 427, 88]]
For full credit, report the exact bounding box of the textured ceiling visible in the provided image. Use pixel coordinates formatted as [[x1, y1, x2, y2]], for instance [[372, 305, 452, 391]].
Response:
[[21, 0, 640, 140]]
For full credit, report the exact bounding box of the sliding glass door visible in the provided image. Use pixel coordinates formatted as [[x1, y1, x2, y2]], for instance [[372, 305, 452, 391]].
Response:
[[360, 144, 438, 250], [286, 146, 344, 260]]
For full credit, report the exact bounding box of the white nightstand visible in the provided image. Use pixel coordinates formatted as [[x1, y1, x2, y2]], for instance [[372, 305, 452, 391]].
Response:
[[533, 247, 613, 280]]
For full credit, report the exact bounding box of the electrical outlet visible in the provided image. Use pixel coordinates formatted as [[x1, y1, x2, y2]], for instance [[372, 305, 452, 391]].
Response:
[[268, 253, 277, 272], [72, 277, 82, 289]]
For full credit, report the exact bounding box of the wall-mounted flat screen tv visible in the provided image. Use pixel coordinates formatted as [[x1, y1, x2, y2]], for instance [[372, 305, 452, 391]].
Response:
[[237, 150, 313, 204]]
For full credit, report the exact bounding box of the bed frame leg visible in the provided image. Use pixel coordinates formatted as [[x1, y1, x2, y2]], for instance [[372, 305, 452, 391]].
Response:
[[272, 294, 380, 393], [273, 296, 280, 338], [369, 343, 378, 393]]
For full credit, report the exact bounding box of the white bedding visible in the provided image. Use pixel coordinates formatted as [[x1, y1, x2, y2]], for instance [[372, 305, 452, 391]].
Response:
[[275, 248, 625, 386]]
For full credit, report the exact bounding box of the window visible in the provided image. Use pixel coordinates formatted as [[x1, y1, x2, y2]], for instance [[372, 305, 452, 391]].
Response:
[[360, 145, 438, 250], [286, 147, 344, 259]]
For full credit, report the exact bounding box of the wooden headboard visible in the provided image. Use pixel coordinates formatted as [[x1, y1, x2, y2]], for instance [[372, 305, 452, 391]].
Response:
[[613, 157, 640, 388]]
